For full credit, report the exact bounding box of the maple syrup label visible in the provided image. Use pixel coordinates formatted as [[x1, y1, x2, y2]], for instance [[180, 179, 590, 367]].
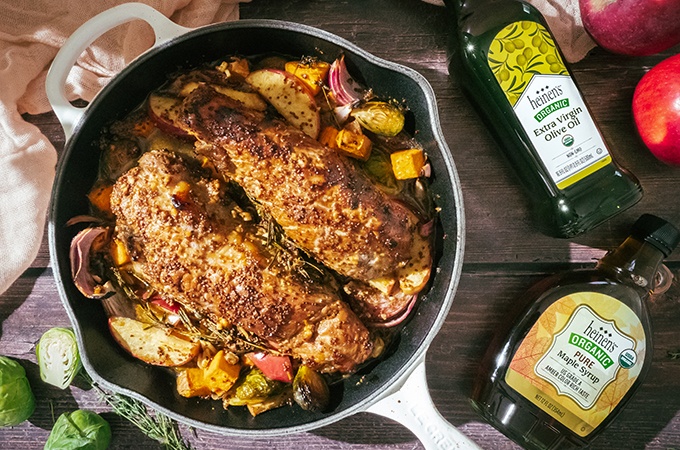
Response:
[[488, 21, 612, 189], [505, 292, 645, 437]]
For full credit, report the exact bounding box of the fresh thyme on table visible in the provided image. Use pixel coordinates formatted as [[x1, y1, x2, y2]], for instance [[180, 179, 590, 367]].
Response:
[[81, 373, 193, 450], [95, 387, 193, 450]]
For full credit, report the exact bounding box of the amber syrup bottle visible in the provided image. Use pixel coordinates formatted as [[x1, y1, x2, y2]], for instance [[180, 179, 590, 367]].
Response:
[[470, 214, 680, 449], [444, 0, 642, 237]]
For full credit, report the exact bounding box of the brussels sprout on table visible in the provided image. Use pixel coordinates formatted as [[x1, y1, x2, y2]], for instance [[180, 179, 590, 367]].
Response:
[[44, 410, 111, 450], [36, 327, 82, 389], [0, 355, 36, 427]]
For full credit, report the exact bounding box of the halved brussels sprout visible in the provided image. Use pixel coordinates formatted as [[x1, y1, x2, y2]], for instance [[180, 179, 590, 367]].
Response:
[[36, 327, 82, 389], [351, 101, 405, 137], [362, 148, 400, 194], [233, 368, 284, 402], [224, 368, 293, 416]]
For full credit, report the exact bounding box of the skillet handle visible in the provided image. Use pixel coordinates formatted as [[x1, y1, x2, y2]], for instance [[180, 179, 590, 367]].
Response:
[[367, 360, 482, 450], [45, 2, 191, 139]]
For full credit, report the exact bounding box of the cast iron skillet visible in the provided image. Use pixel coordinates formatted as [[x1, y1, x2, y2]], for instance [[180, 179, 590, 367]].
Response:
[[46, 3, 475, 448]]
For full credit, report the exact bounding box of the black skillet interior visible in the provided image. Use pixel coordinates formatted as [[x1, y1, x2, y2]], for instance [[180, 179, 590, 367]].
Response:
[[49, 20, 462, 434]]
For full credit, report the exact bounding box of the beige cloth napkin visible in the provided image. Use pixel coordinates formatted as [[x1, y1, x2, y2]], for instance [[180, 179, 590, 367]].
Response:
[[424, 0, 596, 63], [0, 0, 242, 294]]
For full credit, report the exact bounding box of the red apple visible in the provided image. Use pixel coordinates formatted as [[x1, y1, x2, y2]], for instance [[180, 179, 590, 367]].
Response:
[[579, 0, 680, 56], [632, 53, 680, 165]]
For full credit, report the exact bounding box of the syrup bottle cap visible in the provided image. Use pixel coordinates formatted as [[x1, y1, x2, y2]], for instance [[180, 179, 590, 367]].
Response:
[[631, 214, 680, 257]]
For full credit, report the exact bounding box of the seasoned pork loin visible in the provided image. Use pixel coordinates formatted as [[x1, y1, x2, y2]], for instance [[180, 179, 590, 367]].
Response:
[[177, 85, 430, 287], [109, 149, 373, 373]]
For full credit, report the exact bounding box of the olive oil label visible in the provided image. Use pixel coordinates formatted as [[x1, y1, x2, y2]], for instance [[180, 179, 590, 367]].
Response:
[[488, 21, 612, 189], [505, 292, 645, 437]]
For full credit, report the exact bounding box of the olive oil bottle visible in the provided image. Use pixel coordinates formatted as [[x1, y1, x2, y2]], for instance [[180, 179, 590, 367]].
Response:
[[444, 0, 643, 237], [470, 214, 680, 449]]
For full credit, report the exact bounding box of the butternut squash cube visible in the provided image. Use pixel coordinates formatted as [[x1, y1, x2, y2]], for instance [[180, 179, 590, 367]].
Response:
[[177, 368, 212, 398], [319, 126, 339, 148], [87, 184, 113, 214], [216, 58, 251, 79], [336, 128, 373, 161], [204, 350, 241, 395], [110, 239, 131, 266], [390, 149, 425, 180], [285, 60, 330, 96]]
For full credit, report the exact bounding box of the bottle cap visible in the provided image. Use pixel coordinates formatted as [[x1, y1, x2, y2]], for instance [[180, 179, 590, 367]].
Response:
[[631, 214, 680, 257]]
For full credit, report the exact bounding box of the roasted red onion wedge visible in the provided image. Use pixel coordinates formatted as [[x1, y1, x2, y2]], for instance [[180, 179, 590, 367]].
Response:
[[343, 281, 419, 327], [69, 227, 115, 299], [327, 55, 365, 106]]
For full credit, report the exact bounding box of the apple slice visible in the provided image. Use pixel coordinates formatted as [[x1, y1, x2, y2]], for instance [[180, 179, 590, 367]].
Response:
[[246, 69, 320, 139], [368, 277, 398, 296], [398, 263, 431, 295], [179, 82, 268, 112], [148, 92, 189, 138], [108, 316, 200, 367], [212, 85, 268, 111], [246, 352, 294, 383], [397, 234, 432, 295]]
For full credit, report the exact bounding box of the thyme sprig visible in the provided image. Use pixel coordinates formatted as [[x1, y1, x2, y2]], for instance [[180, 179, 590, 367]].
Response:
[[79, 372, 193, 450], [98, 389, 192, 450], [260, 209, 329, 284], [107, 265, 262, 352]]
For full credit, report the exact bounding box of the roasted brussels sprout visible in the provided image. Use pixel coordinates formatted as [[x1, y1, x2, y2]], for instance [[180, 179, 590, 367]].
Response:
[[362, 148, 400, 194], [351, 101, 405, 137], [234, 368, 284, 401], [293, 365, 330, 412], [225, 368, 292, 416]]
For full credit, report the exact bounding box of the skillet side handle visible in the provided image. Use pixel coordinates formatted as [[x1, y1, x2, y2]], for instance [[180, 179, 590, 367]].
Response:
[[367, 360, 482, 450], [45, 2, 191, 139]]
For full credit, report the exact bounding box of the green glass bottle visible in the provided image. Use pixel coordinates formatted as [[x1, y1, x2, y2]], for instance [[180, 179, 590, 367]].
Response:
[[470, 214, 680, 449], [444, 0, 643, 238]]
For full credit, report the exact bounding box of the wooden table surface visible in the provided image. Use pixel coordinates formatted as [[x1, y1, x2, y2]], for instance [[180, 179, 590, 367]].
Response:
[[2, 0, 680, 448]]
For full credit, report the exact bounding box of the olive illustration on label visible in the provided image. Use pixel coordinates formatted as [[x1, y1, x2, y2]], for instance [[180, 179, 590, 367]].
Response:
[[488, 21, 569, 105]]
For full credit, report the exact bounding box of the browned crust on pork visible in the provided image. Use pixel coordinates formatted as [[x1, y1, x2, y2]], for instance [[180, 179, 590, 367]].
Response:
[[178, 85, 423, 283], [110, 149, 373, 373]]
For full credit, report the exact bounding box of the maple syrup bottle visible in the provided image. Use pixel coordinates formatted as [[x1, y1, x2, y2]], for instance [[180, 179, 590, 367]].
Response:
[[470, 214, 680, 449], [444, 0, 642, 237]]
